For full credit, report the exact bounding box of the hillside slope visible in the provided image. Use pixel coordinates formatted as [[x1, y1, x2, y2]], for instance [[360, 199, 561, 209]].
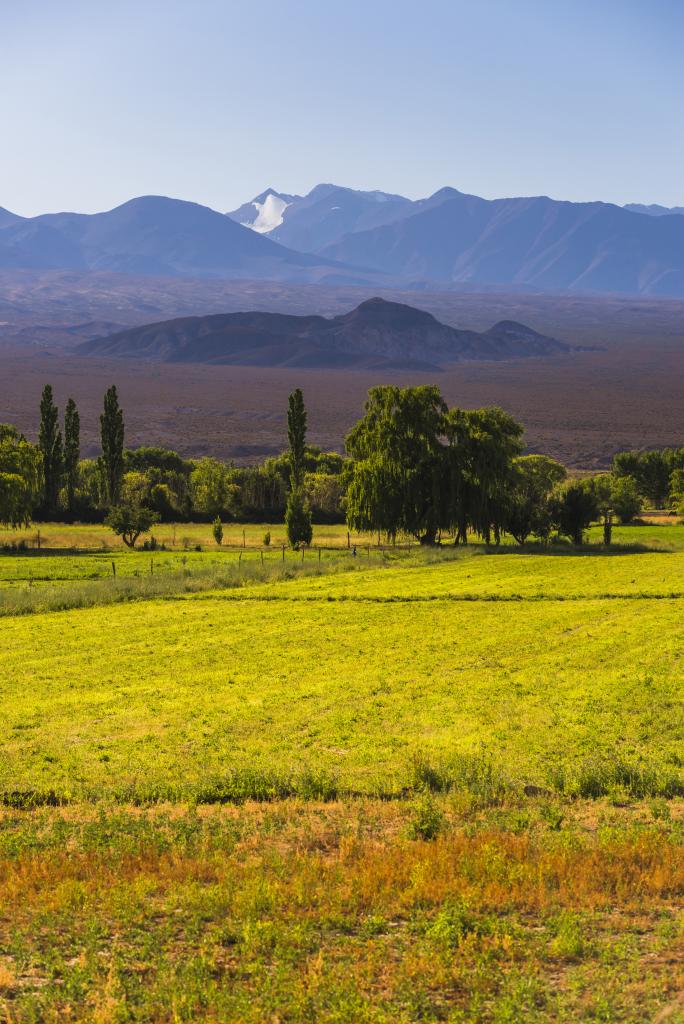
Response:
[[0, 196, 370, 283], [77, 296, 569, 370]]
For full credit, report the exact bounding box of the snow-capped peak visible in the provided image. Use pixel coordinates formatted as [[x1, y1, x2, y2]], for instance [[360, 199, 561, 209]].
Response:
[[242, 192, 290, 233]]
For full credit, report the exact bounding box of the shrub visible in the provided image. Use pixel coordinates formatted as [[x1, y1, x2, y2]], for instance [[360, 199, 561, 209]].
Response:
[[407, 794, 445, 841], [610, 476, 642, 523], [212, 517, 223, 546]]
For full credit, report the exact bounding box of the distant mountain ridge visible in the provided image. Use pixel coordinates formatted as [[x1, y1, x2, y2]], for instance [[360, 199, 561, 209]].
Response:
[[229, 184, 684, 296], [76, 297, 570, 370], [3, 186, 684, 295], [624, 203, 684, 218], [0, 196, 373, 284]]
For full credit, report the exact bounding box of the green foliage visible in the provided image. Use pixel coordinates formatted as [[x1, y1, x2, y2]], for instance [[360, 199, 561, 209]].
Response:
[[504, 455, 567, 544], [99, 385, 125, 506], [609, 475, 642, 523], [0, 425, 42, 528], [124, 446, 191, 476], [105, 504, 160, 548], [345, 386, 523, 544], [285, 488, 312, 548], [212, 516, 223, 546], [63, 397, 80, 515], [38, 384, 63, 516], [345, 384, 448, 542], [304, 471, 345, 520], [552, 480, 600, 544], [190, 458, 237, 519], [287, 388, 307, 490], [613, 447, 684, 507], [407, 794, 445, 841], [263, 530, 271, 546]]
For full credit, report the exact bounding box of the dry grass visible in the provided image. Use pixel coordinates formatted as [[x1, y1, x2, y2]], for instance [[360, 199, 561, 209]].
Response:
[[0, 799, 682, 1022]]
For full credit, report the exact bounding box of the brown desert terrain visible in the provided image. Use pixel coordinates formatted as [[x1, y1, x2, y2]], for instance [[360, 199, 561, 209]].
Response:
[[1, 271, 683, 468]]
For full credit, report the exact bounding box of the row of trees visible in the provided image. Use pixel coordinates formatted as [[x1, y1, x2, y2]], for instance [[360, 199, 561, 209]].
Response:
[[612, 447, 684, 510], [343, 385, 637, 546], [1, 381, 681, 546], [1, 384, 125, 527], [0, 386, 346, 531]]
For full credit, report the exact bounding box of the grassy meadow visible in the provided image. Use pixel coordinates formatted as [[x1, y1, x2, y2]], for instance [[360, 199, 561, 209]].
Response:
[[1, 521, 683, 1021]]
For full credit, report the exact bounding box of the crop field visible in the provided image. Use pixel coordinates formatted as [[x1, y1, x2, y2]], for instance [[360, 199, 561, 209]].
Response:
[[1, 526, 683, 1021]]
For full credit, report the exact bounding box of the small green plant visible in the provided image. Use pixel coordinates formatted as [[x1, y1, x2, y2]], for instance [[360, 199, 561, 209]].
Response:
[[263, 531, 271, 546], [548, 911, 590, 960], [407, 794, 445, 841], [426, 897, 478, 949], [212, 517, 223, 546], [539, 801, 565, 831]]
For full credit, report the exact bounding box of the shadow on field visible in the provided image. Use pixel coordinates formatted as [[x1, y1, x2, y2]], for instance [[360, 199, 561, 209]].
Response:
[[483, 542, 665, 556]]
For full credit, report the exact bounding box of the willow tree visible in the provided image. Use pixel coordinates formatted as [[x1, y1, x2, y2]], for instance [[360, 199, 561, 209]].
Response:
[[503, 454, 566, 545], [0, 425, 42, 528], [345, 385, 447, 543]]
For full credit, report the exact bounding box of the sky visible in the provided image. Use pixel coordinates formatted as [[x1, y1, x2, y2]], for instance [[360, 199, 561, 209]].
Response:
[[2, 0, 683, 216]]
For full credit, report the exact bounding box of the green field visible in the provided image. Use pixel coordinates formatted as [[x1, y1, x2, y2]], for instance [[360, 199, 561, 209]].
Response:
[[1, 525, 683, 1021]]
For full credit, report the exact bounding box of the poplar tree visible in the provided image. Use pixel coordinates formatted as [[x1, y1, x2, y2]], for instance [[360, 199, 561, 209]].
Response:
[[285, 388, 312, 548], [287, 388, 307, 490], [63, 397, 80, 515], [38, 384, 63, 516], [99, 385, 124, 506]]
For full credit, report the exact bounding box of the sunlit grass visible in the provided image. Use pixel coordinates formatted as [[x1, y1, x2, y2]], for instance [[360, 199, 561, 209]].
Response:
[[0, 800, 682, 1022]]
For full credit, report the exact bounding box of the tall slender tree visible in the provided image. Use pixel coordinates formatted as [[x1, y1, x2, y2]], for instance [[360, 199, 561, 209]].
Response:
[[38, 384, 63, 516], [285, 388, 312, 548], [287, 388, 307, 490], [99, 385, 124, 506], [63, 397, 80, 516]]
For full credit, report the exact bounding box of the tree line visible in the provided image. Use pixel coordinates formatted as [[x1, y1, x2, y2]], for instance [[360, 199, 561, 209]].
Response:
[[0, 381, 681, 547]]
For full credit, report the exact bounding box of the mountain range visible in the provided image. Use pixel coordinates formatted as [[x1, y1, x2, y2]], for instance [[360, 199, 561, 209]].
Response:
[[2, 184, 684, 295], [76, 297, 570, 371], [0, 196, 368, 285], [229, 185, 684, 295]]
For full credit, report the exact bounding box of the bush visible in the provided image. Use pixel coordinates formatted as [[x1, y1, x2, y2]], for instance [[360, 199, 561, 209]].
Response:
[[407, 794, 445, 841], [551, 481, 600, 545], [263, 531, 271, 547], [610, 476, 642, 523], [212, 517, 223, 546]]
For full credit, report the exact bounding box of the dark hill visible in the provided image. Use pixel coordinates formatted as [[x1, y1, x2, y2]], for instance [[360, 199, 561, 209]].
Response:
[[76, 297, 570, 370]]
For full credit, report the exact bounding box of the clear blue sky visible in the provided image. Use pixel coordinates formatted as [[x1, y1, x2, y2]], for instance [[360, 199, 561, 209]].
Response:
[[2, 0, 683, 216]]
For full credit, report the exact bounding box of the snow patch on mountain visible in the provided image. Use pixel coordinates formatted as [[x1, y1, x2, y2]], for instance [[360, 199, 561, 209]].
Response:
[[242, 193, 290, 233]]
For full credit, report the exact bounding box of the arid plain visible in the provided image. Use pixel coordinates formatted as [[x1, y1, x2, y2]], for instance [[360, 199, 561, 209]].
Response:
[[2, 271, 684, 467]]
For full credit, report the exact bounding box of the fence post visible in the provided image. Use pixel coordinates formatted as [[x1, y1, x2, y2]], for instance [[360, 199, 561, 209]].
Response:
[[260, 550, 264, 565], [150, 559, 154, 575], [243, 529, 246, 548], [301, 547, 305, 562], [282, 544, 285, 562], [318, 546, 321, 563], [347, 530, 350, 549], [112, 561, 116, 577]]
